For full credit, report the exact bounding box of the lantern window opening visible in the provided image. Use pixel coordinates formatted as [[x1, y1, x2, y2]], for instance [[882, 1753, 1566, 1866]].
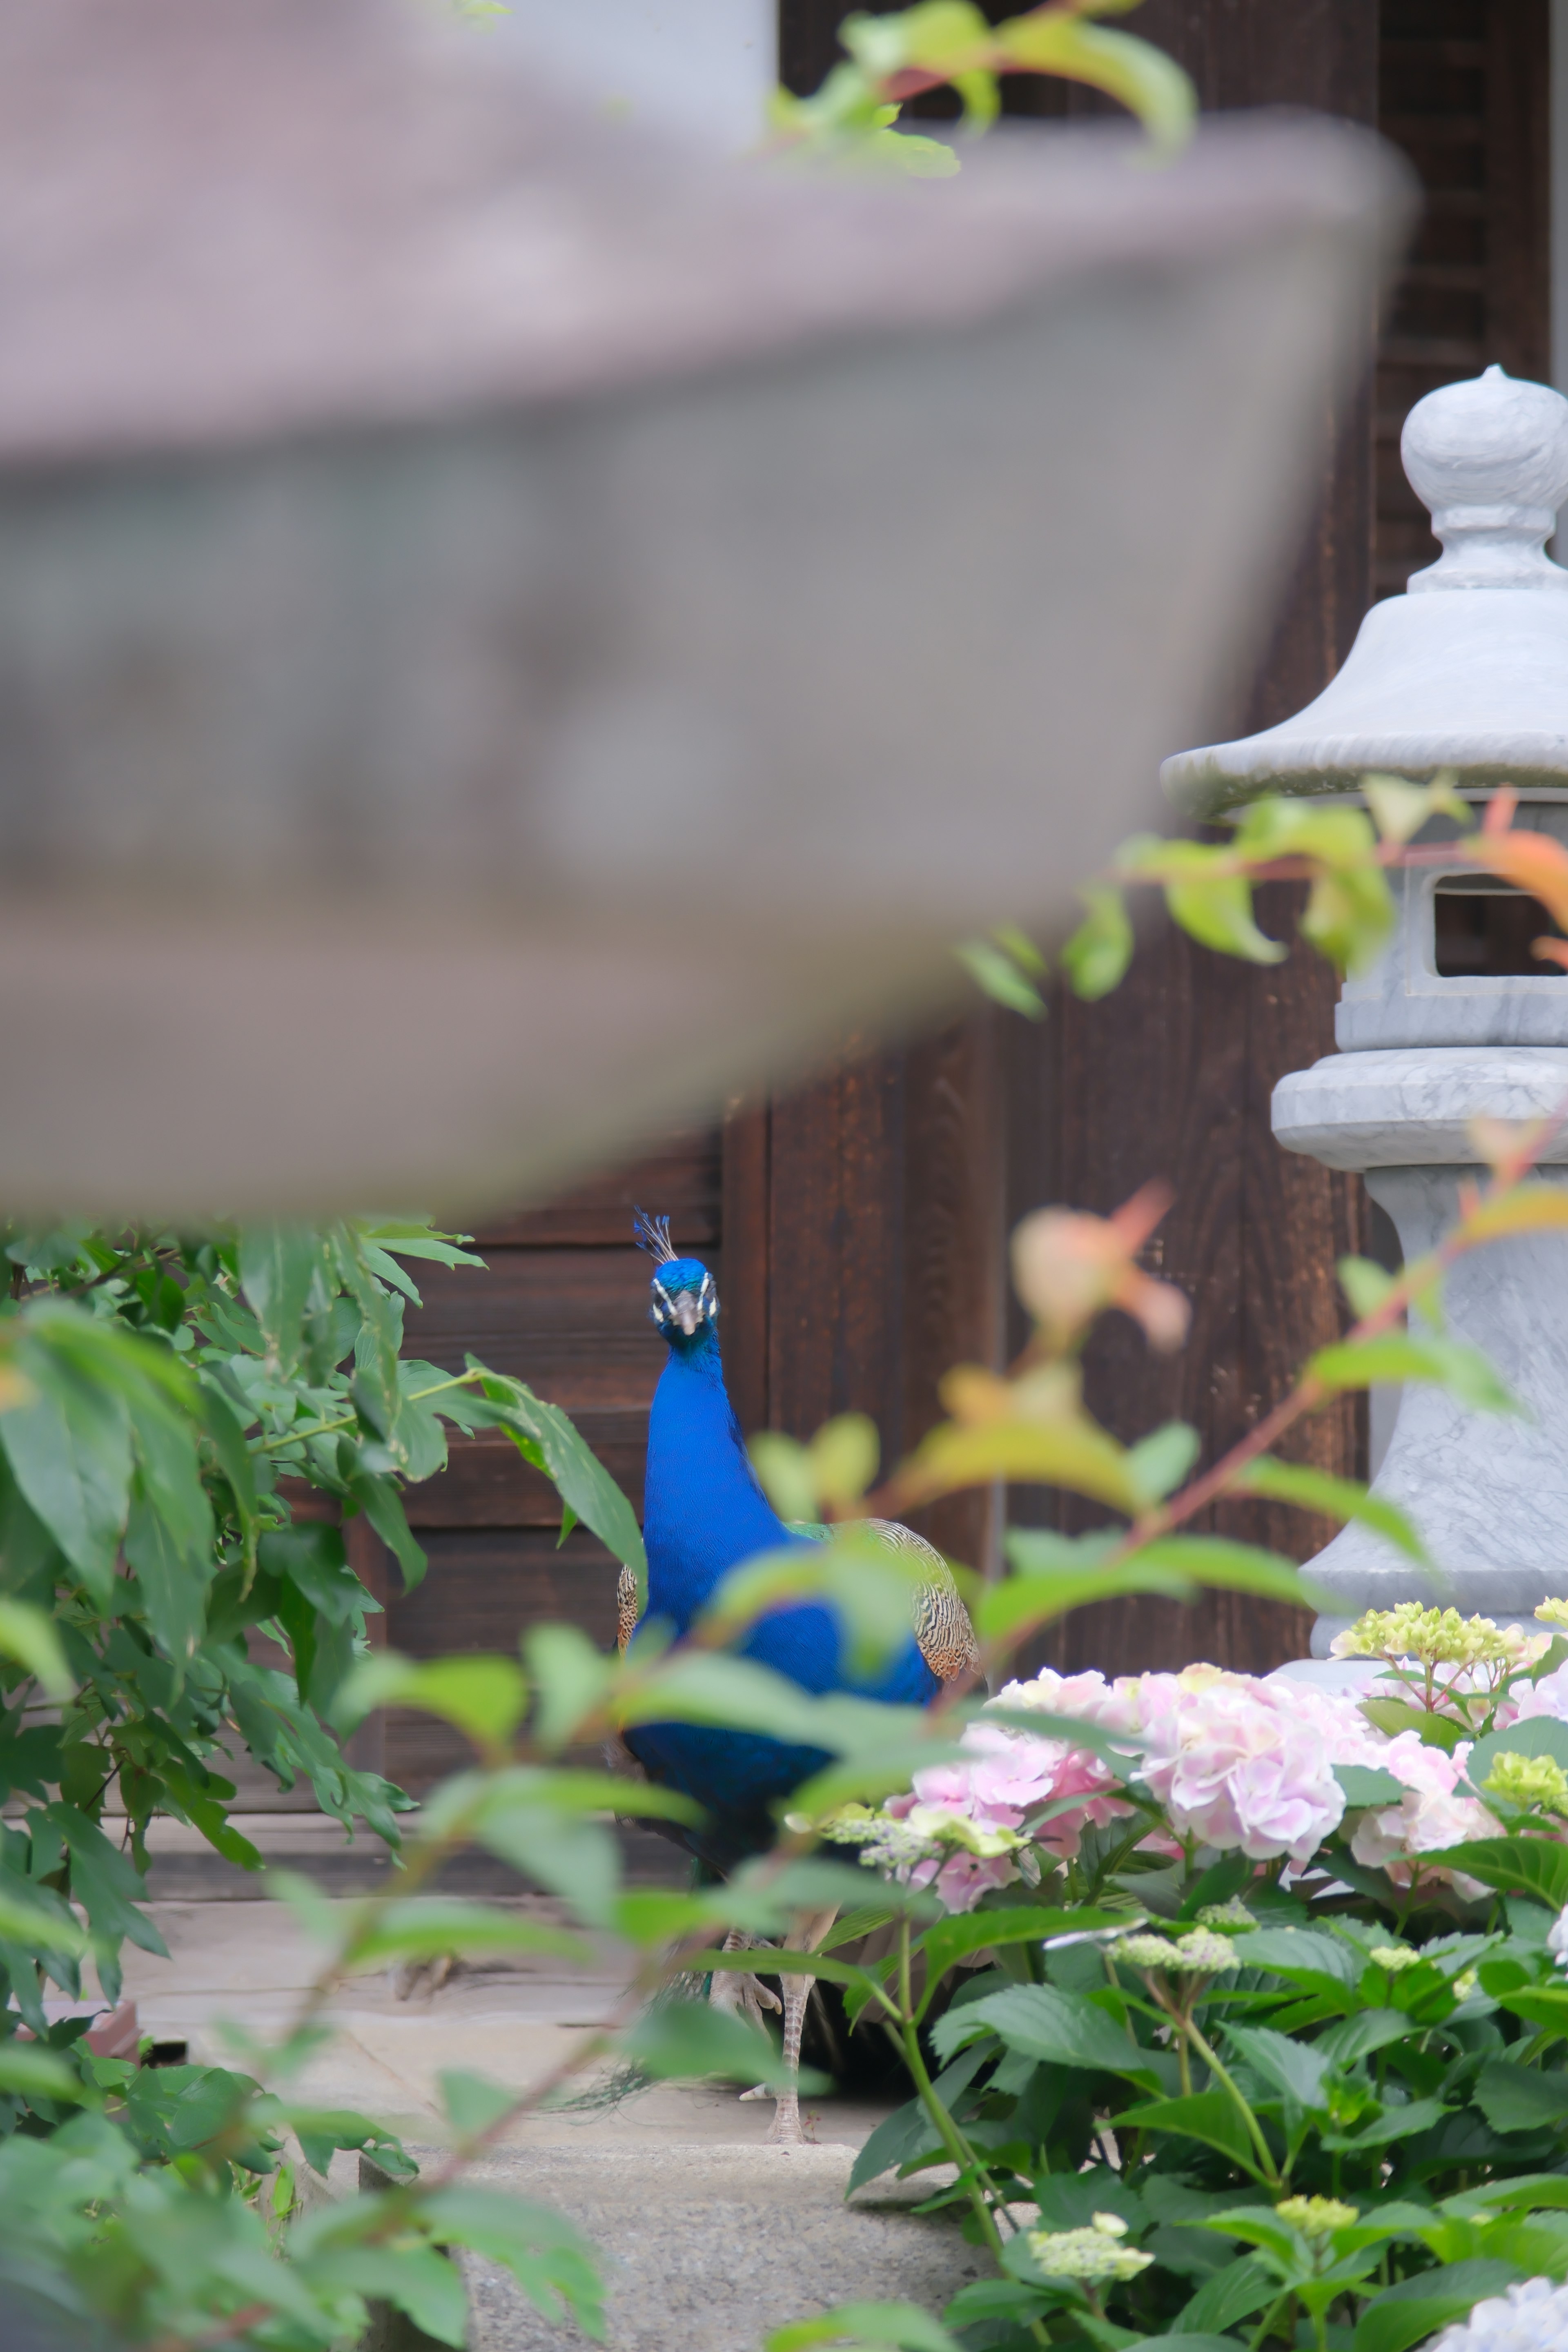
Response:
[[1427, 869, 1568, 982]]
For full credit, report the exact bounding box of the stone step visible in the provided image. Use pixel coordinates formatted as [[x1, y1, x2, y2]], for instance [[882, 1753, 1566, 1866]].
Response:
[[364, 2144, 984, 2352]]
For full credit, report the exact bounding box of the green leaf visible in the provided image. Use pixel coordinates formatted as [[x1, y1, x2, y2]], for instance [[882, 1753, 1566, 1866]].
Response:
[[1418, 1836, 1568, 1911], [783, 1733, 969, 1820], [750, 1432, 823, 1525], [0, 1599, 73, 1701], [1308, 1334, 1516, 1412], [810, 1416, 880, 1510], [302, 2242, 466, 2345], [1339, 1255, 1400, 1319], [848, 2049, 991, 2194], [353, 1472, 427, 1593], [159, 1759, 264, 1871], [360, 1221, 486, 1273], [278, 2103, 418, 2182], [1128, 2339, 1250, 2352], [915, 1909, 1122, 2022], [1166, 872, 1285, 965], [1474, 2058, 1568, 2136], [124, 1490, 208, 1665], [1175, 2251, 1279, 2336], [398, 2184, 604, 2337], [941, 2282, 1055, 2330], [932, 1983, 1161, 2087], [1223, 2023, 1330, 2113], [1493, 1984, 1568, 2035], [766, 2304, 959, 2352], [1061, 885, 1134, 1002], [957, 937, 1046, 1019], [1237, 1458, 1430, 1566], [1118, 1534, 1326, 1612], [1313, 2009, 1412, 2068], [903, 1410, 1141, 1515], [703, 1535, 927, 1680], [0, 1355, 131, 1602], [1322, 2096, 1452, 2153], [1125, 1421, 1200, 1505], [437, 2067, 518, 2142], [1335, 1764, 1407, 1808], [336, 1652, 526, 1752], [995, 8, 1195, 149], [238, 1225, 319, 1376], [1359, 1696, 1464, 1752], [197, 1371, 258, 1547], [46, 1804, 168, 1967], [1232, 1929, 1361, 1995], [1352, 2261, 1523, 2352], [0, 1876, 91, 1956], [468, 1368, 645, 1591], [618, 1652, 920, 1758], [976, 1560, 1196, 1644], [525, 1624, 613, 1755], [620, 2000, 826, 2094], [0, 2040, 86, 2100], [1117, 2088, 1262, 2174], [1466, 1717, 1568, 1792]]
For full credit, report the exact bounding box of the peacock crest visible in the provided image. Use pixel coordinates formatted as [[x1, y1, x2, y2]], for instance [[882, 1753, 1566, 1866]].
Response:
[[632, 1206, 677, 1266]]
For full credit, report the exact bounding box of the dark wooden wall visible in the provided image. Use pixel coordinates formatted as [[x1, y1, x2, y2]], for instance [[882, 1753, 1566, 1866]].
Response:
[[326, 0, 1555, 1805], [1375, 0, 1551, 595]]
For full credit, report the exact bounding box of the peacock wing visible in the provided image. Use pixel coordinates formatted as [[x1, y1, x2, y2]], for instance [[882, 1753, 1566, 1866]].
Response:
[[615, 1561, 640, 1655], [862, 1517, 980, 1685]]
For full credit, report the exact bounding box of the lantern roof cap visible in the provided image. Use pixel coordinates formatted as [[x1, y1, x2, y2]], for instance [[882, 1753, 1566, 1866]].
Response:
[[1163, 364, 1568, 812]]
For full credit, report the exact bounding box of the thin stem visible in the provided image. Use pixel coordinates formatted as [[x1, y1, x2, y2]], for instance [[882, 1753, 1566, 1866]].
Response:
[[1178, 2012, 1281, 2190], [256, 1370, 484, 1453], [892, 1929, 1004, 2256]]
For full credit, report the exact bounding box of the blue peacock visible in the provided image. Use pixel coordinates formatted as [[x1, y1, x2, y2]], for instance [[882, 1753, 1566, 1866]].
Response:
[[615, 1208, 977, 2138]]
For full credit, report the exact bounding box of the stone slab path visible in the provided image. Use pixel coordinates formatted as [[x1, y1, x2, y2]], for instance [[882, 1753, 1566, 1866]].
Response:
[[110, 1897, 981, 2348]]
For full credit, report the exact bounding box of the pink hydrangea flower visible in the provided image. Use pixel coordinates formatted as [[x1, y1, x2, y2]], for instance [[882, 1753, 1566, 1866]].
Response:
[[1509, 1660, 1568, 1725], [915, 1675, 1136, 1864], [1348, 1735, 1498, 1899], [909, 1848, 1020, 1912], [1120, 1668, 1350, 1864]]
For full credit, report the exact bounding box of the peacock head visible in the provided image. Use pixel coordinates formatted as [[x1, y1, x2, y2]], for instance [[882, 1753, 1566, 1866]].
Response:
[[633, 1207, 718, 1342]]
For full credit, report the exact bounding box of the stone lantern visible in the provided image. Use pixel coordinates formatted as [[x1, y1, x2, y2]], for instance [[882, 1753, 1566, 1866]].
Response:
[[1163, 365, 1568, 1652]]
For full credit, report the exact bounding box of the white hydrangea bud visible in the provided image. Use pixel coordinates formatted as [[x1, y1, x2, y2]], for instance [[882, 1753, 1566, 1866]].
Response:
[[1548, 1905, 1568, 1970]]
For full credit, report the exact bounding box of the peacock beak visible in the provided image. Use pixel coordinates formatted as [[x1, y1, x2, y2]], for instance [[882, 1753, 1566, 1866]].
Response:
[[671, 1290, 704, 1336]]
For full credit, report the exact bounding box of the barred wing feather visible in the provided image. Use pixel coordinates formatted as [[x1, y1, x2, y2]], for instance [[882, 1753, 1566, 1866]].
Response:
[[616, 1517, 978, 1684]]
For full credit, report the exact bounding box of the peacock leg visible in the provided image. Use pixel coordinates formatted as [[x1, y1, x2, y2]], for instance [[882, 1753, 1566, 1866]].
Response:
[[709, 1928, 782, 2041], [767, 1907, 840, 2146]]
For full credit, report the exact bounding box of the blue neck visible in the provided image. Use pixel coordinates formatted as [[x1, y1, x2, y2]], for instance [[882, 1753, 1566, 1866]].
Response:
[[643, 1327, 791, 1632]]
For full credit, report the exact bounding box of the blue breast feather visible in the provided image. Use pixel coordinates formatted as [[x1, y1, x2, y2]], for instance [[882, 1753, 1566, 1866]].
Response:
[[624, 1288, 935, 1864]]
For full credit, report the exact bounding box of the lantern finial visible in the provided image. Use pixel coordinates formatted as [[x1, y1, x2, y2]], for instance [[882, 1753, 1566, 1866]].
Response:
[[1402, 364, 1568, 593]]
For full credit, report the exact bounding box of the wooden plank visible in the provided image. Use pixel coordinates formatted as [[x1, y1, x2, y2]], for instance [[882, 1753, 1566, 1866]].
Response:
[[399, 1244, 682, 1410], [720, 1099, 772, 1444], [384, 1529, 621, 1791], [737, 1016, 1007, 1575], [766, 1039, 905, 1450], [900, 1015, 1007, 1573], [403, 1422, 646, 1529], [468, 1131, 719, 1248], [1375, 0, 1549, 597], [997, 0, 1380, 1680]]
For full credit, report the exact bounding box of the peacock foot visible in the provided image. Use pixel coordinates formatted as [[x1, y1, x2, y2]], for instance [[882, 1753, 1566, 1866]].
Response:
[[708, 1934, 782, 2035], [767, 2088, 806, 2144]]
